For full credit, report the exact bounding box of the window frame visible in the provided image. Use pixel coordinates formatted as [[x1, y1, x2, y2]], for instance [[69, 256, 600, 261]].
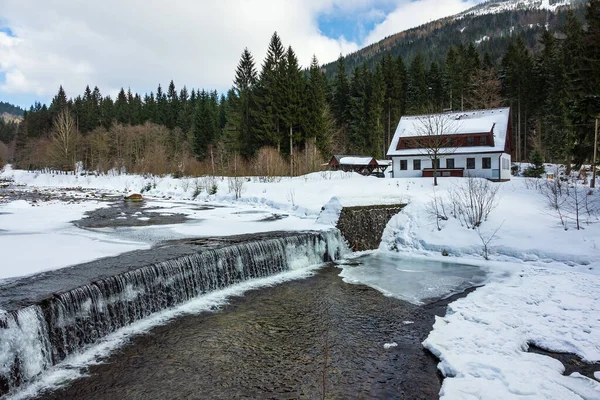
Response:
[[413, 159, 421, 170], [446, 158, 455, 169], [482, 157, 492, 169], [467, 157, 475, 169], [400, 159, 408, 170]]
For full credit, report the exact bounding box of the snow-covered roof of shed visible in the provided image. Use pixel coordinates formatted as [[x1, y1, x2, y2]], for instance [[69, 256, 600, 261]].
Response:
[[387, 107, 510, 156], [339, 156, 375, 165], [377, 159, 392, 166]]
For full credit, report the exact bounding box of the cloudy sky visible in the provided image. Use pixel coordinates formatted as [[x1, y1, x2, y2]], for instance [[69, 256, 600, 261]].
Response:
[[0, 0, 482, 108]]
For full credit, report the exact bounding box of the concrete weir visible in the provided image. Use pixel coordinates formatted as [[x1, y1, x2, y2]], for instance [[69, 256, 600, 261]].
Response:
[[336, 204, 406, 251], [0, 230, 347, 397]]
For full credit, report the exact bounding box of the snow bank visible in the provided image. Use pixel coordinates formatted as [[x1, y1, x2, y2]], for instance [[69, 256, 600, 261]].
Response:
[[423, 267, 600, 399], [315, 197, 342, 226]]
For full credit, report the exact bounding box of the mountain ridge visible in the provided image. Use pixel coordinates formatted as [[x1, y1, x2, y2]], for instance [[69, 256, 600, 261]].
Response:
[[322, 0, 586, 77]]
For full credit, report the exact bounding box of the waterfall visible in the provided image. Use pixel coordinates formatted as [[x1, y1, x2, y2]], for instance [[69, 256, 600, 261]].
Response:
[[0, 230, 347, 396]]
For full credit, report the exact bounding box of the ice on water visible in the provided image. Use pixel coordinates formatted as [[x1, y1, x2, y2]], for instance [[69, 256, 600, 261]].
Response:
[[338, 252, 487, 305]]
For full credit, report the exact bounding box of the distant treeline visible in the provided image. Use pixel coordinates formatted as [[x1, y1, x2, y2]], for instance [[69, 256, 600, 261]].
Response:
[[4, 1, 600, 174]]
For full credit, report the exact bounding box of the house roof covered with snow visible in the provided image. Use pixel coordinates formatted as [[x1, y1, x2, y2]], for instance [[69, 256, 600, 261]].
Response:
[[387, 107, 511, 157]]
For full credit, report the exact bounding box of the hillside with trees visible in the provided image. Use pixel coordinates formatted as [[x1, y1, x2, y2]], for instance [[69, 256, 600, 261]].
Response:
[[5, 0, 600, 176]]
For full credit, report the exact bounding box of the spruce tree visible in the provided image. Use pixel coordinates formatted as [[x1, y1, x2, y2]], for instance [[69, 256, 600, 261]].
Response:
[[332, 55, 350, 129], [231, 48, 258, 157], [114, 88, 129, 125], [406, 53, 428, 114], [166, 80, 179, 130]]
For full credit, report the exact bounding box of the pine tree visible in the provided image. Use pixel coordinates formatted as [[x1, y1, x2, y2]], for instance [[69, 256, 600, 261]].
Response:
[[49, 86, 69, 123], [193, 90, 217, 160], [100, 96, 114, 130], [156, 84, 167, 126], [348, 65, 369, 152], [406, 53, 428, 114], [368, 64, 385, 158], [427, 62, 445, 112], [280, 46, 306, 154], [143, 92, 157, 125], [332, 55, 350, 129], [253, 32, 286, 150], [381, 53, 402, 155], [536, 29, 569, 162], [166, 80, 179, 130], [114, 88, 129, 125], [445, 46, 462, 110], [305, 55, 330, 154], [231, 48, 258, 157]]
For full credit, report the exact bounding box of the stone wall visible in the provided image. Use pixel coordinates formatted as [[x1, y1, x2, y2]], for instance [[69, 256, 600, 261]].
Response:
[[336, 204, 405, 251]]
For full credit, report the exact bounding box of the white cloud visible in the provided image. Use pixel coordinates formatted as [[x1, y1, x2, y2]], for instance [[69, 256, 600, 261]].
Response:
[[0, 0, 480, 104], [364, 0, 479, 45]]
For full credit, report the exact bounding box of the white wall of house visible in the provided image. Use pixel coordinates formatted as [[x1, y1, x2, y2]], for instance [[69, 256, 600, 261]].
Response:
[[391, 152, 512, 180]]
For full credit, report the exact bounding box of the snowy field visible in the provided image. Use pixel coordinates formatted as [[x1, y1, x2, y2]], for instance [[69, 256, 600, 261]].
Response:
[[1, 165, 600, 398]]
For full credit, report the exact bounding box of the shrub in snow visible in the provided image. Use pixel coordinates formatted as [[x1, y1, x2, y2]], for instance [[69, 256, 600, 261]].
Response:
[[192, 178, 202, 198], [539, 175, 599, 230], [227, 176, 245, 200], [426, 186, 449, 231], [201, 176, 218, 195], [449, 176, 500, 229]]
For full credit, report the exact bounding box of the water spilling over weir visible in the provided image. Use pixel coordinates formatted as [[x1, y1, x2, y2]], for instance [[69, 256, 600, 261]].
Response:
[[0, 230, 347, 396]]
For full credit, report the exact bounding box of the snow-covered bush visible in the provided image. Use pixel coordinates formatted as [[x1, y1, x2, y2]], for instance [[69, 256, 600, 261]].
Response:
[[192, 178, 202, 198], [449, 176, 500, 229], [201, 176, 218, 195]]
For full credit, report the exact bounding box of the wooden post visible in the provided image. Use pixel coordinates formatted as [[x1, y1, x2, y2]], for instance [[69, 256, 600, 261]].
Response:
[[592, 117, 599, 188]]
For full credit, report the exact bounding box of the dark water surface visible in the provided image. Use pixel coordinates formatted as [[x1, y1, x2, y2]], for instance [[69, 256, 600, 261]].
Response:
[[34, 265, 466, 400]]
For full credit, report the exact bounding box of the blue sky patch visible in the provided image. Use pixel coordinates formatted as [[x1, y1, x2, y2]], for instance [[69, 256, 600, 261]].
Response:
[[317, 3, 393, 44], [0, 26, 16, 37]]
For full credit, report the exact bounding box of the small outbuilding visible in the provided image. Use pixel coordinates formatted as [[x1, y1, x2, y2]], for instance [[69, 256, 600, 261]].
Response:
[[327, 155, 389, 176]]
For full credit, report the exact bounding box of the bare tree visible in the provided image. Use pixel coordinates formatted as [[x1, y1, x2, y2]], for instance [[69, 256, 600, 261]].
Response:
[[475, 221, 504, 260], [227, 176, 245, 200], [465, 68, 502, 110], [411, 113, 460, 185], [51, 108, 78, 171]]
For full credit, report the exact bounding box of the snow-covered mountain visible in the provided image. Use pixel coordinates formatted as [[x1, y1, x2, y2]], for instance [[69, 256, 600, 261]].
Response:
[[459, 0, 578, 18]]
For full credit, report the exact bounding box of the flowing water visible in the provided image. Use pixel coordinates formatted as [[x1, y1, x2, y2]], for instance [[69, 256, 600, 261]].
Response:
[[1, 229, 487, 399], [0, 230, 346, 397], [32, 265, 470, 400]]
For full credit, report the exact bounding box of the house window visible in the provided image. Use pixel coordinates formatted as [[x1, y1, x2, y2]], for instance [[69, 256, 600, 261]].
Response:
[[446, 158, 455, 169], [502, 158, 510, 170], [480, 136, 487, 145], [482, 157, 491, 169], [467, 158, 475, 169], [432, 159, 440, 169], [400, 160, 408, 170], [413, 159, 421, 170], [467, 136, 475, 146]]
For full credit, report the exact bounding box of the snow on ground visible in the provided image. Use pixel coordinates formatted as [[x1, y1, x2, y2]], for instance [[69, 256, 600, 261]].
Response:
[[0, 199, 148, 281], [3, 165, 600, 398], [423, 266, 600, 399]]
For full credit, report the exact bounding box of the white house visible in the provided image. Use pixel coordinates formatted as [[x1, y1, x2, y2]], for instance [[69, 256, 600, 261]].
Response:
[[386, 107, 512, 181]]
